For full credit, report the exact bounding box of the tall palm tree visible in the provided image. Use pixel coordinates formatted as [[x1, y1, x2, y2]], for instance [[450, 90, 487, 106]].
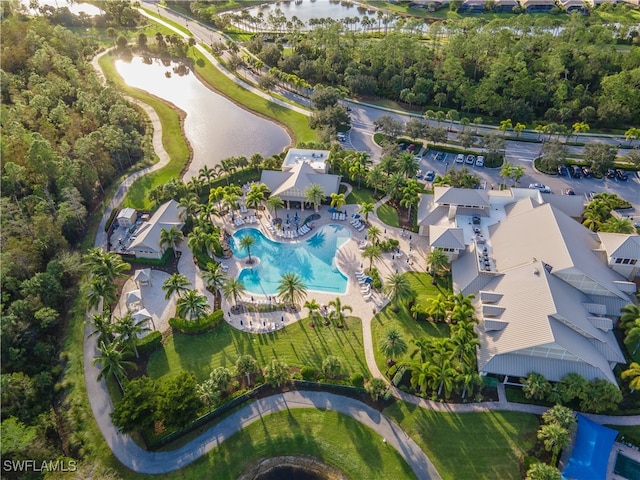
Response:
[[85, 248, 131, 281], [304, 298, 321, 327], [202, 262, 226, 304], [409, 361, 431, 394], [499, 162, 513, 189], [366, 167, 385, 196], [277, 272, 307, 307], [379, 328, 408, 364], [160, 226, 184, 258], [400, 181, 420, 219], [304, 183, 325, 212], [600, 217, 635, 234], [222, 278, 246, 310], [235, 354, 259, 387], [620, 304, 640, 333], [328, 297, 352, 328], [456, 366, 482, 400], [449, 330, 479, 366], [397, 152, 420, 178], [176, 289, 211, 321], [330, 192, 346, 211], [264, 358, 291, 388], [198, 165, 216, 187], [86, 276, 118, 312], [93, 340, 135, 385], [625, 319, 640, 355], [267, 195, 285, 219], [622, 362, 640, 392], [162, 273, 191, 300], [537, 424, 570, 466], [358, 202, 375, 224], [450, 304, 477, 325], [426, 248, 450, 284], [239, 234, 256, 264], [114, 311, 150, 358], [366, 226, 381, 245], [428, 359, 457, 398], [361, 244, 382, 272], [87, 311, 114, 346], [383, 273, 413, 312], [426, 293, 448, 322]]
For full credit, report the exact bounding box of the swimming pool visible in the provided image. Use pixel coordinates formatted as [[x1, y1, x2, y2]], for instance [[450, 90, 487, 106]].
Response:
[[615, 453, 640, 480], [230, 224, 350, 295]]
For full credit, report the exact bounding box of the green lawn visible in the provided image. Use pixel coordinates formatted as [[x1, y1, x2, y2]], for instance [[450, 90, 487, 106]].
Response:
[[377, 202, 400, 228], [132, 409, 417, 480], [346, 186, 377, 205], [147, 316, 370, 382], [608, 425, 640, 448], [384, 401, 539, 480], [372, 273, 451, 374]]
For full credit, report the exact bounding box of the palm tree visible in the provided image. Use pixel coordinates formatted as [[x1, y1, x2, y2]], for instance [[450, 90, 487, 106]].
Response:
[[456, 367, 482, 399], [160, 226, 184, 258], [93, 340, 135, 385], [361, 244, 382, 272], [222, 278, 246, 310], [426, 293, 448, 322], [235, 354, 259, 387], [512, 165, 526, 186], [542, 405, 577, 432], [202, 263, 226, 305], [330, 192, 346, 211], [209, 366, 233, 393], [162, 273, 191, 300], [622, 362, 640, 392], [86, 276, 118, 312], [428, 359, 457, 398], [304, 183, 325, 212], [499, 162, 513, 189], [383, 273, 413, 312], [620, 304, 640, 333], [449, 330, 479, 365], [366, 167, 385, 196], [379, 328, 408, 364], [239, 234, 256, 264], [114, 311, 150, 358], [322, 355, 342, 379], [409, 361, 431, 394], [328, 297, 352, 328], [358, 202, 375, 224], [267, 195, 285, 219], [264, 358, 291, 388], [397, 152, 420, 178], [85, 248, 131, 280], [400, 181, 421, 218], [304, 298, 321, 327], [176, 289, 211, 321], [366, 226, 381, 245], [525, 462, 562, 480], [538, 423, 570, 465], [450, 304, 477, 325], [426, 248, 450, 284], [521, 372, 551, 400], [87, 311, 114, 346], [198, 165, 216, 187], [277, 272, 307, 307], [600, 217, 635, 234], [625, 320, 640, 355]]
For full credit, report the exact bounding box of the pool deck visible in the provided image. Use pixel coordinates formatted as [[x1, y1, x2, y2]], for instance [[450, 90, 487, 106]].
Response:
[[216, 202, 428, 334], [609, 442, 640, 480]]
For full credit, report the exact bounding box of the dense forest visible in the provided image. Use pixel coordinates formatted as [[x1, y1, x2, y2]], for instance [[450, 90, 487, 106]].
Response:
[[0, 3, 149, 475], [237, 14, 640, 127]]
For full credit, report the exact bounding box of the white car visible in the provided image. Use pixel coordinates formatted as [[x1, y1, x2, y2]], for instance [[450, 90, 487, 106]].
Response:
[[455, 154, 464, 164], [475, 156, 485, 167], [528, 183, 551, 193]]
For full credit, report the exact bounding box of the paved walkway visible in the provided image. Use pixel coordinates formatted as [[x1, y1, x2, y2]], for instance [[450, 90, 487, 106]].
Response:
[[84, 10, 640, 478]]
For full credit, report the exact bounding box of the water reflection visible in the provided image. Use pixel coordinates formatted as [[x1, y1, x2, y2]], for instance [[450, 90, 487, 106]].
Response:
[[245, 0, 378, 26], [24, 0, 103, 16], [114, 57, 290, 179]]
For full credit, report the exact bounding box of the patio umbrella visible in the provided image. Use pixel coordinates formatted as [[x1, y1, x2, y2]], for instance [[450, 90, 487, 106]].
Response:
[[328, 207, 338, 213], [353, 214, 361, 218], [364, 277, 373, 284]]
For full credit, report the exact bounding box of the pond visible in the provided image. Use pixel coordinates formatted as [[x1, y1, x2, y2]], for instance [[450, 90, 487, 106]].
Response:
[[24, 0, 103, 16], [114, 57, 291, 179]]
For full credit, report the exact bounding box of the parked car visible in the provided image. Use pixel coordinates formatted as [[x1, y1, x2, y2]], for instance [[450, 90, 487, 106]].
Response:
[[455, 154, 464, 163], [563, 187, 575, 195], [616, 169, 629, 181], [407, 144, 416, 153], [606, 168, 617, 179], [424, 171, 436, 182], [415, 170, 422, 179], [337, 133, 346, 142], [476, 155, 485, 167], [465, 154, 476, 165], [435, 152, 445, 162], [399, 143, 407, 150], [557, 165, 569, 176], [570, 165, 581, 178], [346, 106, 352, 112], [529, 183, 551, 193], [581, 166, 592, 178]]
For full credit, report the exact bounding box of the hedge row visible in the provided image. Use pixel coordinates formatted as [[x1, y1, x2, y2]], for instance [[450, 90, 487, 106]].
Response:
[[169, 309, 224, 334], [136, 331, 162, 355]]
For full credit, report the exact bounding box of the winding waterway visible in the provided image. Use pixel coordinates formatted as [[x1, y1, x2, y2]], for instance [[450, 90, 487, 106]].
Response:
[[114, 56, 291, 180]]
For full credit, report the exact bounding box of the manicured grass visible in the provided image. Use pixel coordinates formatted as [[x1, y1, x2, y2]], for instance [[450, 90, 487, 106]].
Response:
[[609, 425, 640, 448], [138, 409, 417, 480], [377, 202, 400, 228], [384, 401, 540, 480], [140, 7, 192, 35], [147, 316, 370, 382], [371, 272, 451, 374], [98, 53, 190, 209], [346, 186, 377, 205]]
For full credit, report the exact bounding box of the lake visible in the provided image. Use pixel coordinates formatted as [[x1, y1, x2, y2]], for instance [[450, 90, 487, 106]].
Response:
[[114, 56, 291, 179]]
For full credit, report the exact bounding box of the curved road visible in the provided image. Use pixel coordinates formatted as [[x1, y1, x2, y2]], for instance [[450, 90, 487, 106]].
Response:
[[85, 6, 640, 478]]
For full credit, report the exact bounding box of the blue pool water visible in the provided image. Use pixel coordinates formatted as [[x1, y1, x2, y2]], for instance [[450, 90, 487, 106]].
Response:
[[230, 224, 350, 295]]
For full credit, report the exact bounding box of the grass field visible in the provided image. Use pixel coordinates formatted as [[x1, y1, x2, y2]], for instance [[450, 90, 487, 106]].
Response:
[[346, 186, 378, 205], [143, 409, 418, 480], [377, 202, 400, 228], [371, 272, 451, 374], [384, 401, 539, 480], [147, 316, 370, 382]]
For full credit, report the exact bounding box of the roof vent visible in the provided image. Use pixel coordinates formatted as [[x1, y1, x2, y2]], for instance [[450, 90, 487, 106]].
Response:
[[533, 268, 540, 275]]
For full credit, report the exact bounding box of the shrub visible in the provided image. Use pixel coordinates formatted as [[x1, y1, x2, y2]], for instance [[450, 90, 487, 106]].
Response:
[[169, 310, 224, 334], [301, 366, 317, 381], [136, 330, 162, 355], [350, 372, 364, 388]]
